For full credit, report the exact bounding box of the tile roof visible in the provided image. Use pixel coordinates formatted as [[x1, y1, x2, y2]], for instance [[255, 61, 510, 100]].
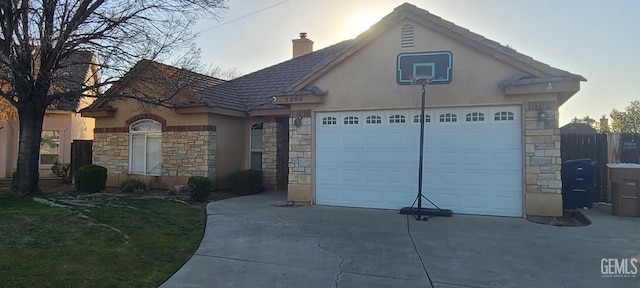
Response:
[[199, 40, 355, 111], [49, 50, 95, 111]]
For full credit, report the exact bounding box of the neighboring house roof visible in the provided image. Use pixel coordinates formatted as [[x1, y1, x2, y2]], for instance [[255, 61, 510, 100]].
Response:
[[85, 2, 585, 115], [49, 50, 96, 112], [560, 123, 597, 134]]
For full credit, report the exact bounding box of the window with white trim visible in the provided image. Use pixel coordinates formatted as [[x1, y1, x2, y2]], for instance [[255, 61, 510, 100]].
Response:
[[250, 122, 263, 171], [343, 116, 359, 125], [129, 120, 162, 175], [322, 116, 337, 125], [465, 112, 485, 122], [389, 115, 406, 124], [413, 114, 431, 123], [365, 115, 382, 124], [494, 111, 515, 121], [40, 130, 60, 164], [439, 113, 457, 123]]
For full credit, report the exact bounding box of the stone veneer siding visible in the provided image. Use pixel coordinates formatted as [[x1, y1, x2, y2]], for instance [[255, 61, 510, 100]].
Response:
[[93, 117, 216, 188], [524, 101, 562, 194], [93, 132, 129, 174], [162, 131, 216, 178], [523, 101, 564, 216], [262, 121, 278, 190], [288, 113, 312, 187]]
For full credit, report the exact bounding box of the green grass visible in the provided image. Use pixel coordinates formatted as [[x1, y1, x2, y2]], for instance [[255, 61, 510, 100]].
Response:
[[0, 187, 206, 288]]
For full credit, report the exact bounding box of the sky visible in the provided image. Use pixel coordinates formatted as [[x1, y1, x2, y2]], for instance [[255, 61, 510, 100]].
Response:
[[192, 0, 640, 126]]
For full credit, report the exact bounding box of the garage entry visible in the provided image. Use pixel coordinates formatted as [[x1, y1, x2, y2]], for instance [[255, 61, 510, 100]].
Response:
[[315, 106, 523, 217]]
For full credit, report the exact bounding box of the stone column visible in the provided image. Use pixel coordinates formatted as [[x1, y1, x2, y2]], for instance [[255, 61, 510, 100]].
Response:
[[262, 121, 278, 190], [288, 110, 312, 204], [524, 101, 562, 216]]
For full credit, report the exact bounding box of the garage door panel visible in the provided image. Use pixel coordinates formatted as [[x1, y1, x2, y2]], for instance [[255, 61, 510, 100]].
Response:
[[316, 107, 523, 217]]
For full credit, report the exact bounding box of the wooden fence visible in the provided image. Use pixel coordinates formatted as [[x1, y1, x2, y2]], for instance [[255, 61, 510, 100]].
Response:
[[561, 133, 640, 202]]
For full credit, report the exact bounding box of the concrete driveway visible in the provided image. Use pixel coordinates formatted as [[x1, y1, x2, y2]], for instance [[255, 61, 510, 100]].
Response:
[[161, 191, 639, 288]]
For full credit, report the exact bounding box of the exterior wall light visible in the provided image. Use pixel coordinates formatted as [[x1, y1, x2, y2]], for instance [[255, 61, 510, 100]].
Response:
[[293, 117, 302, 127], [538, 111, 547, 122]]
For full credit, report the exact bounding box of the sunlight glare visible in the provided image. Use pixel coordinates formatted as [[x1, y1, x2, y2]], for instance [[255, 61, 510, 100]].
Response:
[[343, 10, 385, 38]]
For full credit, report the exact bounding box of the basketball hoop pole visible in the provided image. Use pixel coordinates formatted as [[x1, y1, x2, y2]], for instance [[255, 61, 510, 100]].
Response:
[[416, 79, 427, 220], [399, 76, 453, 219]]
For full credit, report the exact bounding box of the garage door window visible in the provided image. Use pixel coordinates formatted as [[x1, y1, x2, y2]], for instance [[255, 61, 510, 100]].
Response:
[[365, 115, 382, 124], [413, 114, 431, 123], [344, 116, 359, 125], [439, 113, 457, 123], [465, 112, 485, 122], [494, 111, 515, 121], [389, 115, 406, 124], [322, 116, 337, 125]]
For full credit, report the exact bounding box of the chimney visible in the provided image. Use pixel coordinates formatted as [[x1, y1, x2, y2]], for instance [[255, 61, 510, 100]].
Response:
[[292, 32, 313, 58]]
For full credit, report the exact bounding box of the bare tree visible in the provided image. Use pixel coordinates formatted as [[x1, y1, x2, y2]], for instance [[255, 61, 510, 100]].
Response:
[[0, 0, 227, 196], [204, 64, 243, 80]]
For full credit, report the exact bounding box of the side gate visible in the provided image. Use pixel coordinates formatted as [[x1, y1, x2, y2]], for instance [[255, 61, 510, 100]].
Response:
[[71, 140, 93, 178], [560, 134, 608, 202]]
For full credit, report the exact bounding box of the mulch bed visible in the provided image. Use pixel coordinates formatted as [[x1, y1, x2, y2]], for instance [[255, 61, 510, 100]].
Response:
[[34, 179, 240, 210]]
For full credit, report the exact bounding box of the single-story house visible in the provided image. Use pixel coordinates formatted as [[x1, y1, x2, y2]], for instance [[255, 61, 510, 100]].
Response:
[[560, 122, 597, 134], [0, 51, 98, 178], [82, 3, 585, 217]]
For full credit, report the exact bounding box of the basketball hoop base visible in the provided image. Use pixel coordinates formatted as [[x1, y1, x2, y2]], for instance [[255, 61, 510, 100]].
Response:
[[399, 207, 453, 217]]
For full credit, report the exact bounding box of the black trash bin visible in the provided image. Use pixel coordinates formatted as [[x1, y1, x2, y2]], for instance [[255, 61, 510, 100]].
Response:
[[561, 159, 596, 209]]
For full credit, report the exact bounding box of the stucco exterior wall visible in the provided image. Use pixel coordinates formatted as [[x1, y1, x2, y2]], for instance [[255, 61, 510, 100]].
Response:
[[210, 114, 245, 188], [285, 20, 567, 216], [312, 21, 534, 112], [0, 121, 14, 177]]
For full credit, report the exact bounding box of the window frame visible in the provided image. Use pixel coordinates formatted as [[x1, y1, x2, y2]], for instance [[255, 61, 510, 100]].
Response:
[[494, 111, 515, 121], [389, 114, 406, 124], [40, 130, 61, 165], [129, 119, 162, 176]]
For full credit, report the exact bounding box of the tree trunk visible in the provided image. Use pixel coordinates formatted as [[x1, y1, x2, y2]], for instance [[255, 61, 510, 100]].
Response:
[[11, 105, 46, 196]]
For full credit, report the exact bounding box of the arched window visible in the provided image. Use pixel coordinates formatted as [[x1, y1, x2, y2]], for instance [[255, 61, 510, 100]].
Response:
[[344, 116, 359, 125], [413, 114, 431, 123], [494, 111, 515, 121], [465, 112, 485, 122], [365, 115, 382, 124], [389, 115, 406, 124], [322, 116, 337, 125], [439, 113, 457, 123], [250, 122, 263, 171], [129, 119, 162, 175]]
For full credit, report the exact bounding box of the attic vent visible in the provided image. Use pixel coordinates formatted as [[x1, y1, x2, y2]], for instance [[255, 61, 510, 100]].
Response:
[[401, 24, 414, 48]]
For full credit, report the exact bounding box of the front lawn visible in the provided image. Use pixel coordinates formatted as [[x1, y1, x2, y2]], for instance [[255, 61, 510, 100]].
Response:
[[0, 186, 206, 287]]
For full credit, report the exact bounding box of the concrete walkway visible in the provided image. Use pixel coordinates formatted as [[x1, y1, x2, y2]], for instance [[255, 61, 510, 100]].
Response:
[[161, 191, 639, 288]]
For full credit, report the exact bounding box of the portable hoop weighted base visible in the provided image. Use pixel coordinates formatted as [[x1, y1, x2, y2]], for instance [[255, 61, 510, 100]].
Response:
[[400, 76, 453, 220]]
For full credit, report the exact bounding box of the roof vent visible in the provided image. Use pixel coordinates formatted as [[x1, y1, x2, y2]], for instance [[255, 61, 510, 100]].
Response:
[[401, 24, 414, 49]]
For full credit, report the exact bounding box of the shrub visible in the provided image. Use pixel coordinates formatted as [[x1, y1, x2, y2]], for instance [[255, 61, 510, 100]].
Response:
[[74, 164, 108, 193], [51, 162, 72, 183], [228, 170, 263, 195], [188, 176, 211, 202], [119, 178, 147, 193]]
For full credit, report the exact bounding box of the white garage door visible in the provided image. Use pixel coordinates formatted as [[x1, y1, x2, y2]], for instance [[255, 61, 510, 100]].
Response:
[[315, 107, 522, 217]]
